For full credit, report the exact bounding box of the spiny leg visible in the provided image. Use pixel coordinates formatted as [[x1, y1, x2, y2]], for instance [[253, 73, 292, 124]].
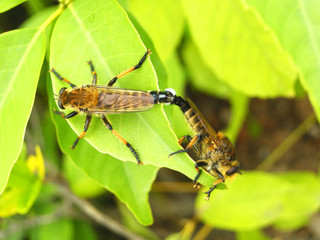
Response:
[[87, 60, 98, 85], [193, 160, 207, 189], [178, 135, 199, 153], [204, 178, 223, 201], [53, 109, 79, 119], [71, 114, 92, 149], [107, 49, 152, 87], [168, 135, 199, 158], [101, 115, 142, 165], [50, 68, 76, 88]]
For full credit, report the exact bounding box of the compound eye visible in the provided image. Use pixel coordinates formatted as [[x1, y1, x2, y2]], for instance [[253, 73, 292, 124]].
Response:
[[226, 166, 240, 176], [59, 87, 67, 95], [58, 100, 65, 109]]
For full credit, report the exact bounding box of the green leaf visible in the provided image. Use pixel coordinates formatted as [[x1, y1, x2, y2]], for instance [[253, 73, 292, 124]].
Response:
[[63, 155, 105, 198], [0, 0, 26, 13], [50, 0, 216, 190], [245, 0, 320, 122], [0, 146, 43, 217], [0, 28, 46, 194], [20, 6, 56, 29], [181, 40, 249, 142], [181, 40, 233, 99], [48, 75, 157, 225], [196, 171, 320, 231], [127, 0, 185, 61], [29, 218, 74, 240], [73, 220, 98, 240], [226, 93, 249, 143], [236, 229, 271, 240], [274, 172, 320, 230], [118, 202, 161, 240], [162, 53, 190, 138], [182, 0, 298, 97], [195, 172, 288, 230]]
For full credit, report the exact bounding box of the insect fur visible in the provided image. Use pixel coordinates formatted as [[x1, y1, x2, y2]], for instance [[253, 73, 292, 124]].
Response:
[[169, 95, 241, 200], [51, 49, 175, 165]]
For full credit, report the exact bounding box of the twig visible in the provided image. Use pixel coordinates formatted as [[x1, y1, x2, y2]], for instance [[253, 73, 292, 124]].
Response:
[[55, 184, 145, 240], [152, 181, 198, 192], [0, 201, 72, 239], [256, 113, 317, 171], [45, 162, 146, 240], [193, 224, 212, 240]]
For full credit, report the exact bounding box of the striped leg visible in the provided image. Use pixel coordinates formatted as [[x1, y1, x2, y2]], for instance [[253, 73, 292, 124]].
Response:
[[193, 160, 207, 189], [107, 49, 152, 87], [204, 178, 223, 201], [101, 115, 142, 165], [53, 109, 78, 119], [71, 114, 92, 149], [168, 135, 199, 158], [50, 68, 76, 88], [87, 60, 98, 85]]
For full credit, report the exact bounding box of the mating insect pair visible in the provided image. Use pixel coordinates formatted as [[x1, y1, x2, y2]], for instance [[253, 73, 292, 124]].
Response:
[[51, 49, 175, 165], [51, 49, 241, 199]]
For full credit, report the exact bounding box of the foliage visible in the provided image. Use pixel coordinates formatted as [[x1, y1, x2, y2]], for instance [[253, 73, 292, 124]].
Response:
[[0, 0, 320, 239]]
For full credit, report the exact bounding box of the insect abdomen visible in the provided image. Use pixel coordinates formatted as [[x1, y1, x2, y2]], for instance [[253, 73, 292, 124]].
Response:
[[96, 89, 154, 113], [184, 107, 207, 136]]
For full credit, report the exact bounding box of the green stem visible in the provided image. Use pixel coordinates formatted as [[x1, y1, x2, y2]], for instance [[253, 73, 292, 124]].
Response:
[[256, 113, 316, 171], [37, 2, 68, 33]]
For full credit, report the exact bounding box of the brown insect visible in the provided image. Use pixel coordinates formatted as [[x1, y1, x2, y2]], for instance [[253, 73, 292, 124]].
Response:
[[51, 49, 175, 165], [170, 96, 241, 200]]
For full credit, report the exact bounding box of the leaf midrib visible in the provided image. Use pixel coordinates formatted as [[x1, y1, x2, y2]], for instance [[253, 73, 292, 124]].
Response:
[[0, 28, 41, 109]]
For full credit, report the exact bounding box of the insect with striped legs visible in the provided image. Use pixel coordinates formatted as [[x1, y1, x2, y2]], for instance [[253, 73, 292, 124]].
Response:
[[51, 49, 175, 165], [170, 95, 241, 200]]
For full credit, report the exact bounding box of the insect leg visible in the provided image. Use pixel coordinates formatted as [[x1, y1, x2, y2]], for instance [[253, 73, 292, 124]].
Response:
[[53, 109, 79, 119], [177, 135, 199, 152], [87, 60, 98, 85], [212, 168, 225, 180], [168, 135, 199, 158], [101, 115, 142, 165], [50, 68, 76, 88], [177, 135, 191, 144], [203, 178, 223, 201], [71, 114, 92, 149], [193, 160, 207, 189], [107, 49, 152, 87]]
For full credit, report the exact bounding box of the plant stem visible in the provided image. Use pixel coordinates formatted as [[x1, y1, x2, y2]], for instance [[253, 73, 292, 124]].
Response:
[[256, 113, 317, 171], [45, 162, 146, 240], [55, 183, 146, 240], [193, 224, 212, 240]]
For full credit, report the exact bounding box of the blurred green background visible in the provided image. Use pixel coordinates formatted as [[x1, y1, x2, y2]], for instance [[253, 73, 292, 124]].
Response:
[[0, 0, 320, 239]]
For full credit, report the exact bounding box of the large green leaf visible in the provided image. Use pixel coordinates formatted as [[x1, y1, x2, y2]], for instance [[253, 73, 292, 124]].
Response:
[[0, 0, 26, 13], [181, 40, 249, 142], [181, 40, 233, 99], [196, 171, 320, 230], [195, 172, 288, 230], [246, 0, 320, 121], [274, 172, 320, 230], [0, 28, 45, 194], [182, 0, 298, 97], [48, 74, 157, 225], [50, 0, 216, 189], [63, 155, 105, 198], [127, 0, 185, 61], [162, 53, 189, 139]]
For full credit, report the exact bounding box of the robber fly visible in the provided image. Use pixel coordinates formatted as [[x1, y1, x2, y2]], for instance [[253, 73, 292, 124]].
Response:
[[169, 95, 241, 200], [51, 49, 175, 165]]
